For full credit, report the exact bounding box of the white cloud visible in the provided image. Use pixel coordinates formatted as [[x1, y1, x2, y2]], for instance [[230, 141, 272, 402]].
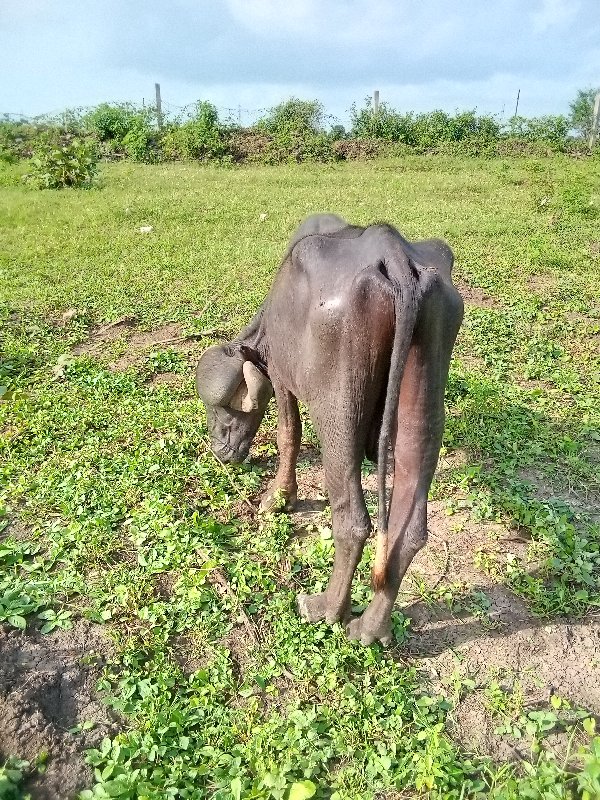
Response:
[[532, 0, 579, 32], [224, 0, 458, 48], [1, 0, 598, 117], [225, 0, 321, 35]]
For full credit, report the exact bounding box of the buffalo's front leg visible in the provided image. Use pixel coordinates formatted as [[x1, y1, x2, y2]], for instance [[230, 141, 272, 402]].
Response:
[[260, 386, 301, 513], [297, 446, 370, 625]]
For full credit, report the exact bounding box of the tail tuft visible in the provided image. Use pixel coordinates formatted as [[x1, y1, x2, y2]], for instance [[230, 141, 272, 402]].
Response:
[[371, 530, 388, 591]]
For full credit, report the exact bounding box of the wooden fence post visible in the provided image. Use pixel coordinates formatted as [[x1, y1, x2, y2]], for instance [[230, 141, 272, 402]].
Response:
[[373, 90, 380, 115], [155, 83, 163, 130]]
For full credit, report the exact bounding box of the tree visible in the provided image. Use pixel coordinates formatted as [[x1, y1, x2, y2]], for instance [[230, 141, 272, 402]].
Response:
[[569, 88, 600, 140]]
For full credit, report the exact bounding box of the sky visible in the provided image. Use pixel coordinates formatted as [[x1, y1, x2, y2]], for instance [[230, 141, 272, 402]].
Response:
[[1, 0, 599, 126]]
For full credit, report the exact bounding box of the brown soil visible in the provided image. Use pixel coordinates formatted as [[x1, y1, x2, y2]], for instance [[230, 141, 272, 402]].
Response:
[[0, 622, 119, 800], [170, 632, 211, 677], [71, 315, 138, 355], [456, 283, 499, 309], [0, 517, 33, 541], [278, 444, 600, 763], [404, 505, 600, 760], [527, 273, 559, 293], [147, 372, 187, 388], [519, 466, 600, 523], [72, 319, 208, 373]]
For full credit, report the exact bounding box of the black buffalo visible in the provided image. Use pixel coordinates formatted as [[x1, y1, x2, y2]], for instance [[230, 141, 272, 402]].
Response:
[[196, 214, 463, 644]]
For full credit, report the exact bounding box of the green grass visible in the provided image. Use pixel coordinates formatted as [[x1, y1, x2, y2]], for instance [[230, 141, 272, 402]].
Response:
[[1, 155, 600, 799]]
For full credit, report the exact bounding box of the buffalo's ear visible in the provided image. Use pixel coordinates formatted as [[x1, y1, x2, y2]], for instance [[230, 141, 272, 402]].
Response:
[[229, 361, 272, 413], [196, 345, 245, 406]]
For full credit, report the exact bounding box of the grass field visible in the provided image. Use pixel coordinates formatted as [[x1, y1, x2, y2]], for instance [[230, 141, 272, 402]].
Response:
[[1, 155, 599, 799]]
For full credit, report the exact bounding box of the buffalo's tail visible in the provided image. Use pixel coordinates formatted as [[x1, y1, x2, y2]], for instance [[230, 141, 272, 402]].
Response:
[[372, 265, 421, 591]]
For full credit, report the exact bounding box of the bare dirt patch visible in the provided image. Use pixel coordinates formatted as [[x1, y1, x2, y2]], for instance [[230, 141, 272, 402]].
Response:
[[519, 466, 600, 523], [456, 283, 499, 310], [71, 316, 138, 355], [147, 372, 187, 388], [171, 632, 210, 677], [275, 448, 600, 763], [0, 621, 119, 800], [0, 517, 33, 542], [72, 319, 208, 373], [403, 504, 600, 759], [527, 273, 559, 293]]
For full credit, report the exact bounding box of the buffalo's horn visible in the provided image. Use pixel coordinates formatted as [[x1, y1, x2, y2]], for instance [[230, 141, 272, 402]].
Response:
[[243, 360, 271, 411], [229, 361, 272, 413], [195, 345, 245, 406]]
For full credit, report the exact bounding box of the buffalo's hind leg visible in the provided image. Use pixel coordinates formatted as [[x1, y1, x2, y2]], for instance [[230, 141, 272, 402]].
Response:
[[260, 384, 301, 513], [347, 287, 462, 646]]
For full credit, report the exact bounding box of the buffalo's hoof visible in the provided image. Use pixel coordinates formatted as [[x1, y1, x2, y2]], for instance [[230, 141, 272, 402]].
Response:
[[296, 592, 349, 625], [346, 615, 393, 647], [259, 485, 297, 514]]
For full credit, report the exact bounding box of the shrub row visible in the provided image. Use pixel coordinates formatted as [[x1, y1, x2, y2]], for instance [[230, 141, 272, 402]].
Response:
[[1, 96, 597, 188]]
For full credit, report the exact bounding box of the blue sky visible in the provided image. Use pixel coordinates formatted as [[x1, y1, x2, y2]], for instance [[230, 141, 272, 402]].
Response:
[[1, 0, 598, 125]]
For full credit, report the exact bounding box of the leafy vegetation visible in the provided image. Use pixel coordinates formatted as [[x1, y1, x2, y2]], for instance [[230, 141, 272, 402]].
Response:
[[569, 87, 600, 141], [504, 115, 571, 148], [162, 102, 231, 163], [350, 100, 502, 152], [1, 155, 599, 798], [255, 98, 339, 164], [2, 86, 598, 176], [81, 103, 158, 162], [0, 757, 30, 800], [82, 104, 152, 144], [22, 135, 99, 189]]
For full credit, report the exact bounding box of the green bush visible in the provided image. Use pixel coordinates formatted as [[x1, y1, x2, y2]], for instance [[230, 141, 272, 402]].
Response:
[[257, 98, 326, 137], [0, 120, 50, 161], [23, 135, 99, 189], [409, 109, 498, 150], [0, 130, 19, 164], [3, 97, 592, 167], [330, 124, 346, 140], [350, 99, 415, 142], [504, 115, 570, 149], [413, 110, 454, 148], [83, 103, 152, 142], [38, 107, 88, 134], [161, 101, 230, 162], [123, 120, 160, 163], [0, 122, 22, 163], [82, 103, 157, 161], [256, 98, 338, 163], [350, 101, 501, 152]]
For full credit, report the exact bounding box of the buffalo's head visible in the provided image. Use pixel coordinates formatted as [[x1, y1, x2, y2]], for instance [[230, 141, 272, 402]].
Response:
[[196, 344, 273, 463]]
